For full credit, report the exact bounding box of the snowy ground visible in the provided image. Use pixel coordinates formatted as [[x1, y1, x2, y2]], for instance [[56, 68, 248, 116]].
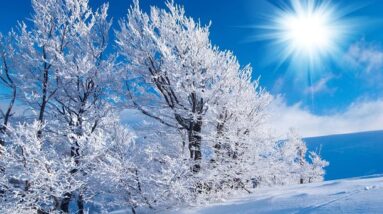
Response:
[[166, 175, 383, 214]]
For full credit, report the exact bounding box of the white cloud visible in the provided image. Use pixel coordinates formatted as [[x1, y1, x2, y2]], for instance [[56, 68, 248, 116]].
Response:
[[268, 97, 383, 138]]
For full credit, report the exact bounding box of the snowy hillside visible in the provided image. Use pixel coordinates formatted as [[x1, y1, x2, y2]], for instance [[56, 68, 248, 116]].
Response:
[[168, 175, 383, 214], [305, 130, 383, 180]]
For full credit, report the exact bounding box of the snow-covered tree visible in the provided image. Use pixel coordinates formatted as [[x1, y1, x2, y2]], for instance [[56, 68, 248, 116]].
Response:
[[116, 0, 244, 172], [9, 0, 117, 212], [0, 122, 81, 213], [268, 130, 328, 185], [12, 0, 113, 136], [306, 151, 329, 183], [12, 0, 62, 129]]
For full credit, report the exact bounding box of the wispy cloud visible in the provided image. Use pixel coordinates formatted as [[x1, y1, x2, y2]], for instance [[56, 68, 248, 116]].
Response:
[[271, 76, 285, 94], [344, 40, 383, 88], [344, 40, 383, 73], [268, 96, 383, 138], [304, 75, 336, 95]]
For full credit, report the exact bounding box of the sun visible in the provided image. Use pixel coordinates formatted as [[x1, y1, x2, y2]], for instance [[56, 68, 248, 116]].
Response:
[[256, 0, 352, 74], [282, 9, 332, 55], [279, 0, 336, 60]]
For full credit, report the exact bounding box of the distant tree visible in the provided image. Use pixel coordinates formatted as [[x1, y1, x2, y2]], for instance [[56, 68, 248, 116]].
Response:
[[274, 130, 328, 185], [306, 151, 329, 183]]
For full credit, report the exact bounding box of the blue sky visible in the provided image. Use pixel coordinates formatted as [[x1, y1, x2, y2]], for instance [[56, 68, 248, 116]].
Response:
[[1, 0, 383, 136]]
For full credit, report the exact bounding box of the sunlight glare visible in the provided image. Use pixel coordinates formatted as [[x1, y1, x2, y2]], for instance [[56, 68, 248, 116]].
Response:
[[283, 11, 332, 55]]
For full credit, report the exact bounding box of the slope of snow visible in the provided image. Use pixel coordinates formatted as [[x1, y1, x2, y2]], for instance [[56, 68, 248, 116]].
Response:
[[167, 175, 383, 214], [304, 130, 383, 180]]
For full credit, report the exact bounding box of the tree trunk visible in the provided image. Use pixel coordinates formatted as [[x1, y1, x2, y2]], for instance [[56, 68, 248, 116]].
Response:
[[37, 46, 52, 138], [212, 115, 226, 166], [189, 117, 202, 172], [60, 192, 71, 213], [37, 68, 48, 138], [61, 113, 85, 213], [77, 194, 84, 214], [2, 86, 16, 127]]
